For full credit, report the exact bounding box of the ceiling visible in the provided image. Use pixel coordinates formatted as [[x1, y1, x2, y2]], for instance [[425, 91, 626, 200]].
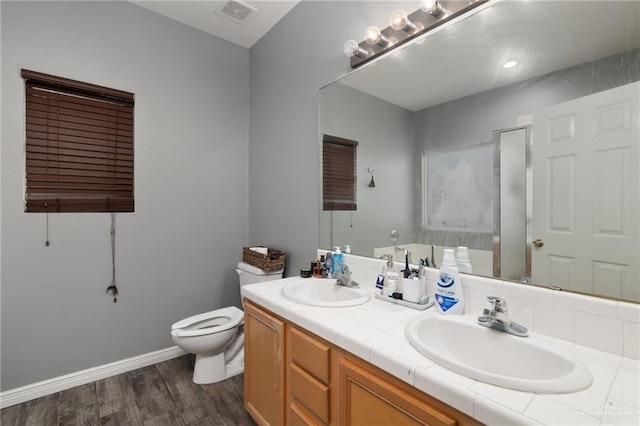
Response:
[[132, 0, 300, 48]]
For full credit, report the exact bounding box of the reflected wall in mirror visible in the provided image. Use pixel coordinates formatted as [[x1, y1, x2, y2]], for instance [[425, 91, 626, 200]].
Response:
[[319, 0, 640, 302]]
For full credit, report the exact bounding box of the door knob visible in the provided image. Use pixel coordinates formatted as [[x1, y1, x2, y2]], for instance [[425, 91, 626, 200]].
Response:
[[532, 239, 544, 248]]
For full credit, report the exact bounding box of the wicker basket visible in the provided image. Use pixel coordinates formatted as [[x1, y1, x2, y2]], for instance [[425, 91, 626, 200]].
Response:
[[242, 247, 285, 271]]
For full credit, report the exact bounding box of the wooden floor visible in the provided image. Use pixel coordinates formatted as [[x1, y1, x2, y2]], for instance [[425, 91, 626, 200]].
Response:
[[1, 355, 257, 426]]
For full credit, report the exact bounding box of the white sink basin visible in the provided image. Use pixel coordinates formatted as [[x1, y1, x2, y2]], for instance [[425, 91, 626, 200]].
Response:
[[282, 278, 371, 307], [405, 315, 592, 393]]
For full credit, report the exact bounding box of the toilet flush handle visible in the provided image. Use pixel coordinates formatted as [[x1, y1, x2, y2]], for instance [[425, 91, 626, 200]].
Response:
[[236, 269, 242, 276]]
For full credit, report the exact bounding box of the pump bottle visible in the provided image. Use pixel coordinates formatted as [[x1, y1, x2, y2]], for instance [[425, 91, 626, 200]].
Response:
[[332, 246, 344, 276], [455, 246, 473, 273], [435, 249, 465, 315]]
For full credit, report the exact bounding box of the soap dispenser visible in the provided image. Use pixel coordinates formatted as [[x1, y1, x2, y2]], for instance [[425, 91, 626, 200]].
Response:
[[332, 246, 344, 276]]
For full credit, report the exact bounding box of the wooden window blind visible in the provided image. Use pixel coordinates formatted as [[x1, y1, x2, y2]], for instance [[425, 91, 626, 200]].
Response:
[[323, 135, 358, 211], [22, 69, 135, 213]]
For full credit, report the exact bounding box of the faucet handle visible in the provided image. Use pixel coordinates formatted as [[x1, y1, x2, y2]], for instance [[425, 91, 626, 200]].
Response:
[[487, 296, 508, 313], [341, 264, 351, 276]]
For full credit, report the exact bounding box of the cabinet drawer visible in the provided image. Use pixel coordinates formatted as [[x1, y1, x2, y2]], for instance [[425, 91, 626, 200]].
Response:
[[290, 402, 320, 426], [290, 363, 330, 423], [290, 326, 330, 384]]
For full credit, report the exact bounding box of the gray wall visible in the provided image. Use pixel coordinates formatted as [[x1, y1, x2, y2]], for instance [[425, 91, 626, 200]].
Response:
[[248, 1, 409, 276], [1, 1, 249, 391]]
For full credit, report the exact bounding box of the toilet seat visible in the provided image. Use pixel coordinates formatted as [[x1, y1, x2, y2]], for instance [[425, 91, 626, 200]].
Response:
[[171, 306, 243, 338]]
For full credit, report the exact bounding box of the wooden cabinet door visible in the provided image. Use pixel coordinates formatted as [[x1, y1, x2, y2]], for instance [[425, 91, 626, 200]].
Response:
[[244, 301, 286, 426], [338, 357, 457, 426]]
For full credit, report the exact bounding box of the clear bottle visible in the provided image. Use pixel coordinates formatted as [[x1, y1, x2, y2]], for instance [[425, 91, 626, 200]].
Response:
[[313, 257, 323, 277], [435, 249, 465, 315], [384, 260, 399, 296]]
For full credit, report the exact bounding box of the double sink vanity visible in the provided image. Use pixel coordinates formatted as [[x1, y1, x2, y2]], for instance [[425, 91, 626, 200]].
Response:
[[240, 261, 639, 425]]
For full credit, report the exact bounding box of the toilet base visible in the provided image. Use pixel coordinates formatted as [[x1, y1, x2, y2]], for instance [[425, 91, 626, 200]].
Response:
[[192, 353, 244, 384]]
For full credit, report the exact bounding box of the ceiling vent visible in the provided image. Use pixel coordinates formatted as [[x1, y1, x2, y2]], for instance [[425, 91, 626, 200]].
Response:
[[216, 0, 257, 25]]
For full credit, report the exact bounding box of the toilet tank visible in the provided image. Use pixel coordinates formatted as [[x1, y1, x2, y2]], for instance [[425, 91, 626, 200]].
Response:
[[237, 261, 284, 288]]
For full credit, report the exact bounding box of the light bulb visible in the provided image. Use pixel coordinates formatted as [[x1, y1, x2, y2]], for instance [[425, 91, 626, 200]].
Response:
[[343, 40, 368, 59], [503, 60, 518, 69], [364, 26, 390, 47], [420, 0, 444, 17], [389, 9, 416, 33], [364, 26, 381, 45]]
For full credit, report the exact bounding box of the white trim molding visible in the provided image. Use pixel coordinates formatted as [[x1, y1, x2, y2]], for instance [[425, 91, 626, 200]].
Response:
[[0, 346, 187, 409]]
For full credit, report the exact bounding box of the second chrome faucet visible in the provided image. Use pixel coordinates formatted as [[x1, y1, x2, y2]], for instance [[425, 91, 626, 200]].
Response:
[[477, 296, 529, 337]]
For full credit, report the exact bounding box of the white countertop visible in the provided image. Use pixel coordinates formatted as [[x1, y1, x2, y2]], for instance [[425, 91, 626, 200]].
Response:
[[242, 277, 640, 426]]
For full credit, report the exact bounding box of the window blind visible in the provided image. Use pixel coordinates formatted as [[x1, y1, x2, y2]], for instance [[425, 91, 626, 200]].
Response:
[[322, 135, 358, 211], [22, 69, 135, 213]]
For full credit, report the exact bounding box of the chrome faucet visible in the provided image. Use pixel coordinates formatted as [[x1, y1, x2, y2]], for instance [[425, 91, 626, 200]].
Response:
[[335, 264, 359, 288], [478, 296, 528, 337]]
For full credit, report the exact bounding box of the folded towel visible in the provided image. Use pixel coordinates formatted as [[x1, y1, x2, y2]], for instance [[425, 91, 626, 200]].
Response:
[[250, 247, 268, 255]]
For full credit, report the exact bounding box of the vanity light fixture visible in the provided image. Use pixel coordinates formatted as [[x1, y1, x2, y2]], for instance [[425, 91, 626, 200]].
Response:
[[344, 0, 489, 69], [420, 0, 445, 17], [364, 26, 391, 48], [343, 39, 369, 59]]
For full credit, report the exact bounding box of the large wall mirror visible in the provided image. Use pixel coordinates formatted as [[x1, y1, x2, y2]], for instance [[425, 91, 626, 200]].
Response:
[[319, 0, 640, 303]]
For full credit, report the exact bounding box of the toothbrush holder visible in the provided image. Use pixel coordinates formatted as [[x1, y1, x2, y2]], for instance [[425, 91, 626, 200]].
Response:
[[402, 277, 426, 304]]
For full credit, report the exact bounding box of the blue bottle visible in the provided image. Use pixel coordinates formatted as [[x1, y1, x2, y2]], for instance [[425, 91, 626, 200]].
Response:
[[332, 246, 344, 276]]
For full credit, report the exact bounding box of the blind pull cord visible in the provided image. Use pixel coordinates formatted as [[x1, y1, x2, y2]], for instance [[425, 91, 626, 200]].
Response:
[[45, 211, 50, 247], [106, 212, 118, 302]]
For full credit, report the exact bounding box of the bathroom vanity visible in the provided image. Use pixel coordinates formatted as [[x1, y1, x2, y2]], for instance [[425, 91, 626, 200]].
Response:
[[241, 274, 639, 425], [244, 299, 479, 426]]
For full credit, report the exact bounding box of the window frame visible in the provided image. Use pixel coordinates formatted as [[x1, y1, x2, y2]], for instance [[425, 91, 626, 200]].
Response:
[[22, 69, 135, 213]]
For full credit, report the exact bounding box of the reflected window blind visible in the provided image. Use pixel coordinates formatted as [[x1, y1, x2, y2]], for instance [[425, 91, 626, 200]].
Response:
[[323, 135, 358, 211], [22, 69, 135, 213]]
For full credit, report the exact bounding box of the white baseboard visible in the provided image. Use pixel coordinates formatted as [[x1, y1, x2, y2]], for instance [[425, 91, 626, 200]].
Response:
[[0, 346, 187, 409]]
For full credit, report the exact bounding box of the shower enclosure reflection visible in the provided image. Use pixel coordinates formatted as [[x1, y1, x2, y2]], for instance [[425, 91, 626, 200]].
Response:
[[494, 127, 530, 282]]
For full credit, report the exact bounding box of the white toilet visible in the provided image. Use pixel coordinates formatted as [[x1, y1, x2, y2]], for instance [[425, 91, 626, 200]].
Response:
[[171, 262, 284, 384]]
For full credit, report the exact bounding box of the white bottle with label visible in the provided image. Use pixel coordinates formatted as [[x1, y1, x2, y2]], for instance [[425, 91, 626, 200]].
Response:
[[435, 249, 465, 315]]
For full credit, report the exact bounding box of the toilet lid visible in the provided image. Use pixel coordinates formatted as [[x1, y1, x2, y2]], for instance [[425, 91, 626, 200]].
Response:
[[171, 306, 244, 337]]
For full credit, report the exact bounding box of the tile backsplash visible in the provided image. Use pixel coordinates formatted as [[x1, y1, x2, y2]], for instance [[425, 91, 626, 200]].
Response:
[[319, 250, 640, 360]]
